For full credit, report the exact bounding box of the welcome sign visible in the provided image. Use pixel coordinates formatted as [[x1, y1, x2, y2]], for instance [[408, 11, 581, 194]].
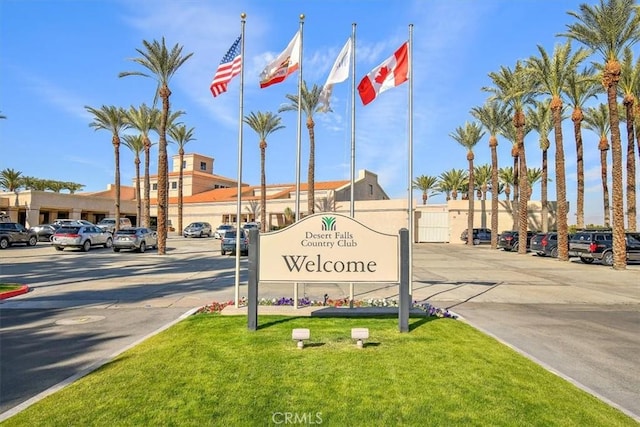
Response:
[[259, 213, 399, 283]]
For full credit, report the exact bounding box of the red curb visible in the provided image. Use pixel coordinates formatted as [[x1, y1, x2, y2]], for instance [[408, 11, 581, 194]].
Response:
[[0, 285, 29, 300]]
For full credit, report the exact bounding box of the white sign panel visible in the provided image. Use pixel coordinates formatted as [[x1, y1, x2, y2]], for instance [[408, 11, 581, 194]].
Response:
[[259, 213, 399, 283]]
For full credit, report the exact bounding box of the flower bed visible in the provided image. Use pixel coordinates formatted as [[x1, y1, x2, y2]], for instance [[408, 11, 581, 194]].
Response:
[[197, 297, 457, 319]]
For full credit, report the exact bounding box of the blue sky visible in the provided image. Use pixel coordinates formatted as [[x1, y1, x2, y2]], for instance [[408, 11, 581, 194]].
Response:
[[1, 0, 637, 226]]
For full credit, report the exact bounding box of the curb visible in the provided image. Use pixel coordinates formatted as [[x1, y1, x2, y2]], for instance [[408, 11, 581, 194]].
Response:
[[0, 285, 29, 300]]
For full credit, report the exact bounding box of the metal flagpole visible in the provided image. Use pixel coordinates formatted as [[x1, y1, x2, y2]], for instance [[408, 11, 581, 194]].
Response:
[[349, 23, 356, 304], [350, 24, 356, 218], [295, 15, 305, 222], [408, 24, 414, 295], [234, 13, 246, 308], [294, 15, 304, 309]]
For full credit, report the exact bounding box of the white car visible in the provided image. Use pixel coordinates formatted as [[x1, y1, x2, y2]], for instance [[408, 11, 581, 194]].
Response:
[[214, 224, 235, 239], [52, 225, 113, 252]]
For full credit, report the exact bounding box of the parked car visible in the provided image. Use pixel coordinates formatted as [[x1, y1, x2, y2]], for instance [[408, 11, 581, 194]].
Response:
[[530, 232, 549, 256], [183, 222, 212, 238], [96, 217, 133, 234], [569, 230, 640, 266], [29, 224, 59, 242], [52, 219, 94, 227], [220, 229, 249, 255], [497, 230, 536, 252], [112, 227, 157, 253], [214, 224, 235, 239], [460, 228, 491, 245], [242, 222, 260, 232], [0, 222, 38, 249], [52, 225, 113, 252]]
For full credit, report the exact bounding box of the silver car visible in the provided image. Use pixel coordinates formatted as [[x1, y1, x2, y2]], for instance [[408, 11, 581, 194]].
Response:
[[112, 227, 157, 253], [52, 225, 113, 252], [183, 222, 212, 238], [214, 224, 234, 239]]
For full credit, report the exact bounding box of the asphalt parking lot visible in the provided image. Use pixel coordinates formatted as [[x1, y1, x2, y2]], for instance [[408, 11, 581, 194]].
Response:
[[0, 237, 639, 421]]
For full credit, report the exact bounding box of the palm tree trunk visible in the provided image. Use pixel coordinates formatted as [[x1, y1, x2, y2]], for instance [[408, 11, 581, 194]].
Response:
[[307, 120, 316, 215], [113, 136, 121, 232], [260, 141, 267, 233], [625, 99, 637, 231], [135, 156, 141, 225], [516, 111, 529, 255], [604, 64, 625, 270], [178, 149, 184, 235], [467, 154, 475, 246], [601, 148, 611, 228], [144, 140, 151, 228], [490, 136, 499, 249], [573, 110, 585, 229], [541, 148, 548, 233], [552, 99, 568, 261], [156, 85, 171, 255]]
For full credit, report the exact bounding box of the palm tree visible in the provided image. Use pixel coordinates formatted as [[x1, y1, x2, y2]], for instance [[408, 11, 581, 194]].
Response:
[[243, 111, 285, 232], [0, 168, 22, 192], [438, 169, 468, 201], [562, 0, 640, 269], [485, 61, 538, 254], [584, 104, 612, 228], [122, 134, 145, 225], [0, 111, 6, 119], [526, 100, 552, 233], [85, 105, 130, 232], [244, 200, 260, 223], [474, 164, 492, 201], [450, 122, 485, 245], [564, 65, 600, 229], [64, 182, 85, 194], [119, 38, 193, 255], [471, 100, 512, 248], [620, 47, 638, 231], [526, 168, 544, 197], [527, 41, 590, 260], [412, 175, 439, 205], [124, 104, 161, 227], [168, 124, 196, 234], [278, 81, 327, 215]]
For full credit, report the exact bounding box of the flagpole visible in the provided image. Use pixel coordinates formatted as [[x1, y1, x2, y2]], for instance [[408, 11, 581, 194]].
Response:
[[408, 24, 414, 295], [349, 23, 356, 305], [234, 13, 246, 308], [350, 24, 356, 218], [295, 15, 305, 222]]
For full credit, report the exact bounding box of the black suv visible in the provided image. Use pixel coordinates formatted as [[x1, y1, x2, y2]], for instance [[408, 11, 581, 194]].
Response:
[[0, 222, 38, 249], [497, 230, 536, 252], [460, 228, 492, 245], [569, 230, 640, 265]]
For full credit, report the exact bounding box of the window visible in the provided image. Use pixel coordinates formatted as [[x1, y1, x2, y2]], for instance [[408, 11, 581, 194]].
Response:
[[171, 182, 177, 190], [200, 162, 207, 171], [182, 160, 187, 169], [369, 184, 374, 195], [152, 183, 158, 190]]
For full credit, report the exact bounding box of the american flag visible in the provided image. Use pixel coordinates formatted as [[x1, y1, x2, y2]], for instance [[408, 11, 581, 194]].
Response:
[[210, 36, 242, 97]]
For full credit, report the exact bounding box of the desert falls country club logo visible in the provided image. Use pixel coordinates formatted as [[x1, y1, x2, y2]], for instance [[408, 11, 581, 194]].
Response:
[[299, 216, 356, 249]]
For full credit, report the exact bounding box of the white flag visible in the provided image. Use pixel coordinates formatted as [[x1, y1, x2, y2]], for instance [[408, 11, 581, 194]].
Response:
[[259, 31, 301, 89], [319, 37, 352, 111]]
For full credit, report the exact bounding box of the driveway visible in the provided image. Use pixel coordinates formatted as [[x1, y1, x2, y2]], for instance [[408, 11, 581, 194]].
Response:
[[1, 239, 639, 421]]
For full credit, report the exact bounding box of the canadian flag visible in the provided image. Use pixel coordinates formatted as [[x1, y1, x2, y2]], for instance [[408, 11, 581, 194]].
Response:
[[357, 42, 409, 106]]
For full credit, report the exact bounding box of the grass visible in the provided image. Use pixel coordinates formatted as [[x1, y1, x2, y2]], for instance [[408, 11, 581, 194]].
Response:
[[2, 315, 636, 426]]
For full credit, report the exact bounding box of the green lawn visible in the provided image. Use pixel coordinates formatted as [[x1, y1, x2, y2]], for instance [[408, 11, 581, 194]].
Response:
[[2, 315, 635, 426]]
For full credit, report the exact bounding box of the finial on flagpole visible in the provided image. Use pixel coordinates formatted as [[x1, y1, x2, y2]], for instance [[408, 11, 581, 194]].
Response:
[[300, 14, 305, 20], [241, 12, 246, 20]]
